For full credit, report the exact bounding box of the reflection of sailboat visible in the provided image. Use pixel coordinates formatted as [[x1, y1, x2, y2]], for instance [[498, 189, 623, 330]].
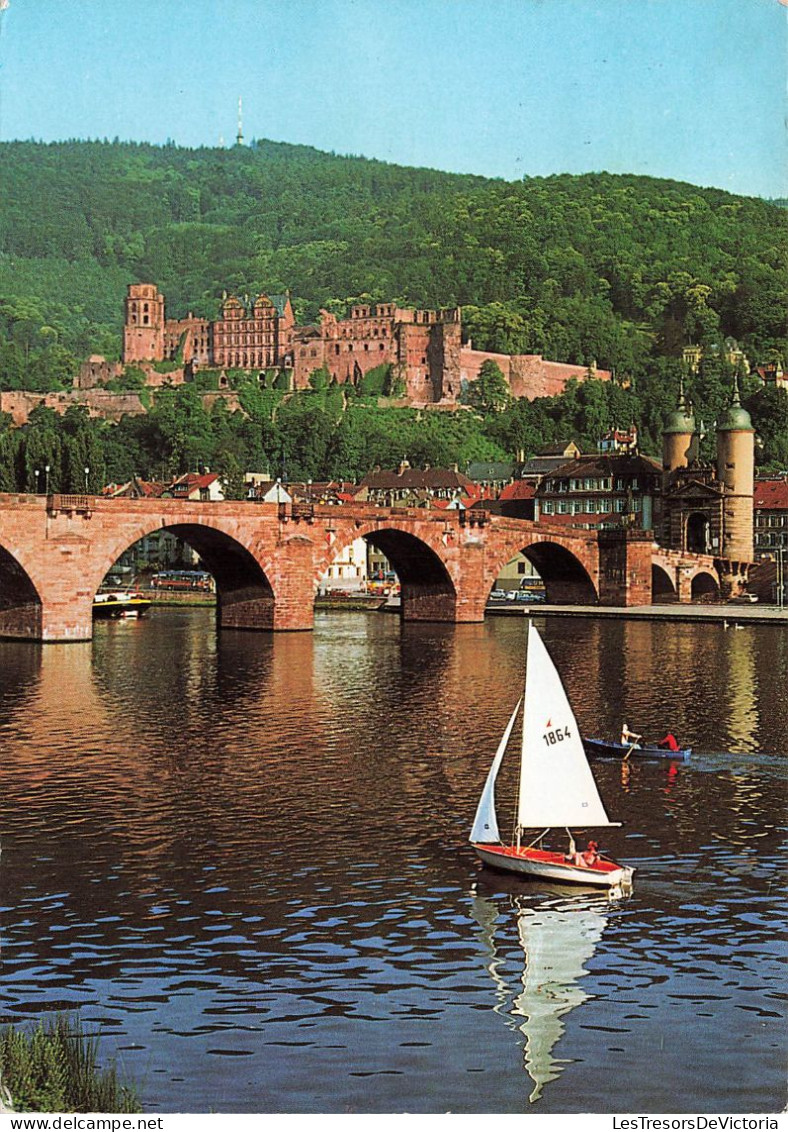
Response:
[[514, 900, 606, 1102], [471, 889, 608, 1104], [470, 621, 633, 890]]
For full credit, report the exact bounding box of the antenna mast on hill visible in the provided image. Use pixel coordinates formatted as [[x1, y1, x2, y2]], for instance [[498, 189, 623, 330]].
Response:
[[236, 96, 244, 146], [0, 0, 10, 143]]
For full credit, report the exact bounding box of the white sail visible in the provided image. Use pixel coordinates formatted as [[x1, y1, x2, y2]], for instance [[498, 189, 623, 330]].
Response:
[[469, 699, 521, 843], [518, 622, 618, 829]]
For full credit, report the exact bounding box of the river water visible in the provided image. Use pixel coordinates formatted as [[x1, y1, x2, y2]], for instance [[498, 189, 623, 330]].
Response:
[[1, 609, 785, 1114]]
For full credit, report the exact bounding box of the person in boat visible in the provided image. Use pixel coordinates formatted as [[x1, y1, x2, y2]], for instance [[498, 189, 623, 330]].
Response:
[[656, 731, 680, 752], [569, 840, 600, 867], [620, 722, 642, 746]]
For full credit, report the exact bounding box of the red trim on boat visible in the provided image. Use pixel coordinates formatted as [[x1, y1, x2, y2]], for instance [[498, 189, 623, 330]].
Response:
[[473, 843, 621, 875]]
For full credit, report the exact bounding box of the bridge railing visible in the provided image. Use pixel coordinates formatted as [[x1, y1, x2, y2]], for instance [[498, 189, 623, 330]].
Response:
[[47, 493, 92, 516], [278, 501, 315, 523]]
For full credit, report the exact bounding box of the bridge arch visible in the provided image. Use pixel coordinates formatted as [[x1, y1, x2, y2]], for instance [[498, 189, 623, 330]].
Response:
[[316, 520, 458, 622], [93, 519, 276, 631], [483, 531, 599, 607], [690, 569, 720, 603], [0, 543, 43, 639], [652, 563, 678, 603]]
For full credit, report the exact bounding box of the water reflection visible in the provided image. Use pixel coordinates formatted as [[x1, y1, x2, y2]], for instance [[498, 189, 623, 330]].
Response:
[[0, 610, 786, 1113], [472, 887, 610, 1103]]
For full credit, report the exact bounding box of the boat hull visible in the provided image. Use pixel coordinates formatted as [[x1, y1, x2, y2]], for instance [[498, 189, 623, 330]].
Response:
[[583, 737, 691, 762], [471, 842, 633, 889], [93, 592, 151, 620]]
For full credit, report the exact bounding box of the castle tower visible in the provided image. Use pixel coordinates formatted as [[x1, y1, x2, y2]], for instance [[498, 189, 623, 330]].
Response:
[[123, 283, 165, 363], [715, 374, 754, 568], [661, 381, 697, 472]]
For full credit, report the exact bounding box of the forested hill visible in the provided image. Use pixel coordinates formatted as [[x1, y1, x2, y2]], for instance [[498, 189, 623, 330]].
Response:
[[0, 138, 786, 380]]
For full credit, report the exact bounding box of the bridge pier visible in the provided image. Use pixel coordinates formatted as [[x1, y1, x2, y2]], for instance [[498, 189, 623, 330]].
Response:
[[218, 591, 277, 632], [597, 530, 653, 606], [401, 585, 460, 623]]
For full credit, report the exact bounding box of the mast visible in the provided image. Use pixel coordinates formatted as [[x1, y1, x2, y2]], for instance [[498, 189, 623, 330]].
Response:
[[515, 619, 531, 849], [236, 96, 245, 146]]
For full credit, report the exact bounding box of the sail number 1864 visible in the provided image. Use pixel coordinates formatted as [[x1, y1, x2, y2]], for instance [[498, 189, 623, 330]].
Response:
[[543, 726, 570, 746]]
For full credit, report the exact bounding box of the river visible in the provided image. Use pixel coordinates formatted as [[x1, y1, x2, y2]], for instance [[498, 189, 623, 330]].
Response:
[[0, 609, 785, 1114]]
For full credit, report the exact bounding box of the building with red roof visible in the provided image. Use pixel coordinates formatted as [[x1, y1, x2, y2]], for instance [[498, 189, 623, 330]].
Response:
[[754, 477, 788, 560]]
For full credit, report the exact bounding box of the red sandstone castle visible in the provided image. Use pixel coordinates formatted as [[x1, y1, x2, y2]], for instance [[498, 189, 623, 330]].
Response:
[[119, 283, 608, 404]]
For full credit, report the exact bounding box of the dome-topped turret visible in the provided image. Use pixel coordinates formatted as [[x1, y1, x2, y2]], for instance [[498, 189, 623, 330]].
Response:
[[717, 375, 753, 432], [663, 384, 696, 435]]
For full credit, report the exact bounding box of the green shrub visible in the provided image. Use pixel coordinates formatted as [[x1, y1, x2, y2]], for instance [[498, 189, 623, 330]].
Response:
[[0, 1016, 141, 1113]]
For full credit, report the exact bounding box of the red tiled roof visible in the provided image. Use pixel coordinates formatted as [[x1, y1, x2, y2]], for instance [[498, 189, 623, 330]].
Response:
[[754, 479, 788, 510], [171, 473, 219, 491], [499, 481, 536, 501]]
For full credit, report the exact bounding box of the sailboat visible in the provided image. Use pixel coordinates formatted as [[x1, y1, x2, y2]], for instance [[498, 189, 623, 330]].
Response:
[[470, 621, 634, 890]]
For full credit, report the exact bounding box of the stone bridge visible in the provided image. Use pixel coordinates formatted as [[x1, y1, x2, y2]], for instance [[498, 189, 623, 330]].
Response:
[[0, 493, 719, 641], [651, 547, 721, 603]]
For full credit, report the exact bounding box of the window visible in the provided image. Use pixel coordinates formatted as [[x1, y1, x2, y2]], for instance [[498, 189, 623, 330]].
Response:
[[542, 501, 554, 514]]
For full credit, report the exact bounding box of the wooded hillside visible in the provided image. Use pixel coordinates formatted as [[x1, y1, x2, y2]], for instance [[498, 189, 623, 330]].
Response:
[[0, 139, 785, 488]]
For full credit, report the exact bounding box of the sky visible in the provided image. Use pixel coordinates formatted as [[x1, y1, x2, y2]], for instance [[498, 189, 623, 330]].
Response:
[[0, 0, 786, 199]]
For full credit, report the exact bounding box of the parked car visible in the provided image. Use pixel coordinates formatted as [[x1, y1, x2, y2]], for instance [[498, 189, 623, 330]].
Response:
[[516, 590, 546, 603], [728, 592, 758, 604], [489, 589, 507, 601]]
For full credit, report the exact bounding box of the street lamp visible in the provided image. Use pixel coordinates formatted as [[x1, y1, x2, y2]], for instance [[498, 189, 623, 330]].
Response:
[[34, 469, 40, 494], [44, 464, 50, 495], [84, 466, 90, 494]]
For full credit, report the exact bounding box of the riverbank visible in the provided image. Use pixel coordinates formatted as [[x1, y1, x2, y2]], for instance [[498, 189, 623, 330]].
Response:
[[487, 602, 788, 625], [144, 592, 386, 612], [142, 590, 787, 624]]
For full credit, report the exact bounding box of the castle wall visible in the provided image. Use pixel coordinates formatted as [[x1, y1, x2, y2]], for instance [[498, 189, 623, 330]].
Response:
[[75, 357, 124, 390], [459, 350, 608, 400], [0, 389, 147, 426], [164, 316, 212, 366]]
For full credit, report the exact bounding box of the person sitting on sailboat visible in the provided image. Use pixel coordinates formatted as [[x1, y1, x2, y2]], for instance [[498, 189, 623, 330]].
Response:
[[581, 840, 600, 866], [568, 839, 600, 868], [621, 722, 642, 746]]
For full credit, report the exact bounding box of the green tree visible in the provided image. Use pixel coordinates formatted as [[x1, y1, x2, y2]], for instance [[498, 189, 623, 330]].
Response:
[[463, 360, 511, 414]]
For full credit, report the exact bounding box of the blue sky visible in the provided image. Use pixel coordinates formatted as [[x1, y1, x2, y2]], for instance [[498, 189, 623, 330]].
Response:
[[1, 0, 786, 199]]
